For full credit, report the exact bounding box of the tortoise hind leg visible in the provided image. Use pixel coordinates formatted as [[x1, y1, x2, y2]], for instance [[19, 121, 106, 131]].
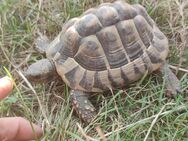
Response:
[[70, 90, 97, 123], [160, 63, 182, 96]]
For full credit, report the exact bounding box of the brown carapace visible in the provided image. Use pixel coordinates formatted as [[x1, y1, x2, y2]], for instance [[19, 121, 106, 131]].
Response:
[[24, 1, 181, 123]]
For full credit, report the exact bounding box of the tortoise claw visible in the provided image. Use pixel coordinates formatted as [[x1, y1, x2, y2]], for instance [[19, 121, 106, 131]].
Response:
[[70, 90, 97, 123]]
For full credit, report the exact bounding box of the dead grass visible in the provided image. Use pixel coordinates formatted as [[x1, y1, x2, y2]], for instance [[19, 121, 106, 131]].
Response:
[[0, 0, 188, 140]]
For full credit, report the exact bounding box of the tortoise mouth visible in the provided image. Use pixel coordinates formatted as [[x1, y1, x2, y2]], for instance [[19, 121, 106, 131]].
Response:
[[24, 70, 58, 83]]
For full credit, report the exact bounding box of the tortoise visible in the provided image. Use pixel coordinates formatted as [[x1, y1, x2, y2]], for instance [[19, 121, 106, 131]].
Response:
[[24, 1, 181, 123]]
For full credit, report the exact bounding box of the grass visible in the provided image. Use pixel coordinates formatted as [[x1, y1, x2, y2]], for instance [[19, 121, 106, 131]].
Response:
[[0, 0, 188, 140]]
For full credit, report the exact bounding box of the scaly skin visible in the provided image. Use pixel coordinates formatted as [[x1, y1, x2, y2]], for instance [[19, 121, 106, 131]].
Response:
[[160, 63, 182, 96], [70, 90, 97, 123]]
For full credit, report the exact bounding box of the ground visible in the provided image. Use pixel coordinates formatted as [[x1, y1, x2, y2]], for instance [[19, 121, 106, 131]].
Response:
[[0, 0, 188, 140]]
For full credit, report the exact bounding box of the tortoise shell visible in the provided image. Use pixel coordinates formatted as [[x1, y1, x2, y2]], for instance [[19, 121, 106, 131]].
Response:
[[51, 1, 168, 92]]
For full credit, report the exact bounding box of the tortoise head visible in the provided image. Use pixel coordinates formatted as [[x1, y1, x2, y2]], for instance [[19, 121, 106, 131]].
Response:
[[24, 59, 58, 82], [25, 32, 64, 82]]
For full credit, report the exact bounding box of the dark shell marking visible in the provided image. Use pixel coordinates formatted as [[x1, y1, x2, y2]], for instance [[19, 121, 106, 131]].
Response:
[[54, 1, 168, 92]]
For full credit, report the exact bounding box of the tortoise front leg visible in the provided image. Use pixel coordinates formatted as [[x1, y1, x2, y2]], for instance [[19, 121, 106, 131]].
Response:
[[159, 63, 182, 95], [70, 90, 97, 123], [35, 34, 50, 55]]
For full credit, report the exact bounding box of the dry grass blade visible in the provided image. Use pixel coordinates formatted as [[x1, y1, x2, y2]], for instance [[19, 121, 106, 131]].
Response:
[[37, 0, 43, 22], [17, 70, 49, 125], [77, 123, 98, 141], [95, 125, 107, 141], [101, 103, 188, 139], [169, 65, 188, 73], [174, 0, 188, 74], [143, 105, 166, 141]]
